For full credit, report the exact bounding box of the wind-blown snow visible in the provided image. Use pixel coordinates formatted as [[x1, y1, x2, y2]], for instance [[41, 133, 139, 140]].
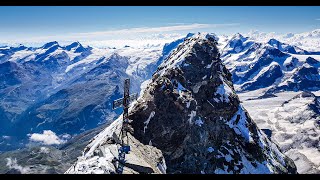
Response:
[[140, 79, 152, 95], [225, 154, 233, 163]]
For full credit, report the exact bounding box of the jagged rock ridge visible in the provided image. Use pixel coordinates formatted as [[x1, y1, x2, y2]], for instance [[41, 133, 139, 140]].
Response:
[[66, 33, 297, 174]]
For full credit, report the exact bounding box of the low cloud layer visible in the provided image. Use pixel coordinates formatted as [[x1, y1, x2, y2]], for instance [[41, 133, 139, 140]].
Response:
[[28, 130, 65, 145], [1, 23, 240, 46], [72, 23, 239, 37], [6, 158, 30, 174]]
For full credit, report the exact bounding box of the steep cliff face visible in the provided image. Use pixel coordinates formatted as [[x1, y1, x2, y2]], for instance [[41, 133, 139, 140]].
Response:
[[66, 33, 297, 174]]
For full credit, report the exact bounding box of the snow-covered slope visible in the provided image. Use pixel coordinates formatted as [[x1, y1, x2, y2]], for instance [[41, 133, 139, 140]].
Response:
[[66, 33, 297, 174], [220, 33, 320, 93], [219, 30, 320, 174], [239, 91, 320, 174]]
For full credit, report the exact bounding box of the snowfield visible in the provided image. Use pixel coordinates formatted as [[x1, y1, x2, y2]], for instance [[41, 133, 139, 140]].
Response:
[[239, 90, 320, 174]]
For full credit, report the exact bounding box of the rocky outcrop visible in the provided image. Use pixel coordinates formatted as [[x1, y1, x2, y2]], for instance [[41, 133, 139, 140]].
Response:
[[66, 33, 297, 174], [65, 118, 166, 174]]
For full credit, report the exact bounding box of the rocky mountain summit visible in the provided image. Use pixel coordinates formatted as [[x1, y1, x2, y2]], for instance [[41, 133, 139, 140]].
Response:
[[66, 33, 297, 174]]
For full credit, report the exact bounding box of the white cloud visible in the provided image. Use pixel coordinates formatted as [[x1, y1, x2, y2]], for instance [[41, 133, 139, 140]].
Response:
[[316, 18, 320, 21], [28, 130, 65, 145], [72, 23, 239, 37], [6, 158, 31, 174], [2, 23, 240, 46]]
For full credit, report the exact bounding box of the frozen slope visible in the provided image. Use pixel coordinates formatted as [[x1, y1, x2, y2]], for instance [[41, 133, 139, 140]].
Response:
[[239, 91, 320, 173]]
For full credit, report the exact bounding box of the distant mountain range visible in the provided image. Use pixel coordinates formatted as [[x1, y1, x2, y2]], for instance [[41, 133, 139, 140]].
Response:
[[221, 33, 320, 94], [0, 30, 319, 153], [0, 35, 189, 151]]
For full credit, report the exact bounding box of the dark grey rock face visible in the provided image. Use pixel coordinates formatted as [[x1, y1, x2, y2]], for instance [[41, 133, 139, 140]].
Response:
[[127, 34, 297, 174]]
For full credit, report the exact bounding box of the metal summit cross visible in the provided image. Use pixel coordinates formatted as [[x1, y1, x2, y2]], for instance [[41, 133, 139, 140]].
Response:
[[112, 78, 138, 174]]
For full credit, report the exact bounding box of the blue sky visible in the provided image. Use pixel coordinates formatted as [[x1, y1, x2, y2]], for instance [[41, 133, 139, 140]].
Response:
[[0, 6, 320, 45]]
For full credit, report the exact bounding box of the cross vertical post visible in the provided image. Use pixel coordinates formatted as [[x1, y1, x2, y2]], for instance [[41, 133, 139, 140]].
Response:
[[122, 78, 130, 146], [112, 78, 137, 174]]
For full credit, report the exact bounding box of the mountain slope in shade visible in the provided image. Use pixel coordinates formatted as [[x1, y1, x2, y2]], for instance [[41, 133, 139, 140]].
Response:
[[66, 33, 297, 174]]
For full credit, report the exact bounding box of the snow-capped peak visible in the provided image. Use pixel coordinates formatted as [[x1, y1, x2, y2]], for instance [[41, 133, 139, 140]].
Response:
[[232, 33, 247, 41], [12, 44, 28, 51], [65, 41, 81, 49], [42, 41, 60, 49], [155, 32, 219, 76], [64, 41, 88, 53], [192, 32, 219, 42], [185, 32, 195, 38], [267, 38, 281, 46]]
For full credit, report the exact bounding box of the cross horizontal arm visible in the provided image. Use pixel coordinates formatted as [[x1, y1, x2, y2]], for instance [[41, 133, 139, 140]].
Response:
[[112, 93, 138, 109]]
